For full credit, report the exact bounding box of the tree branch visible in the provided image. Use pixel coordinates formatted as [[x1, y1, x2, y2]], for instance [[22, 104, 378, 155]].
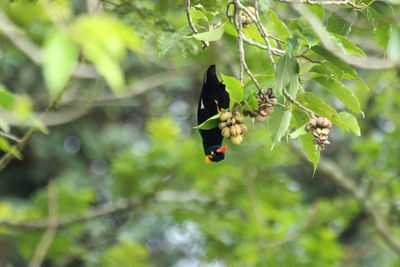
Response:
[[186, 0, 209, 49], [277, 0, 363, 9], [291, 143, 400, 255], [0, 131, 22, 143], [28, 180, 58, 267]]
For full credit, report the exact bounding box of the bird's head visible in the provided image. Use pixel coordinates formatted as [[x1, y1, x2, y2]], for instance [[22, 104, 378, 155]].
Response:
[[205, 145, 228, 163]]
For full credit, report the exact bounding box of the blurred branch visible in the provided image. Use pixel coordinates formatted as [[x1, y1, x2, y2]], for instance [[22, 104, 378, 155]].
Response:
[[266, 203, 318, 248], [28, 180, 58, 267], [0, 190, 209, 231], [291, 143, 400, 255], [277, 0, 363, 9], [0, 84, 68, 173], [0, 7, 98, 79], [0, 131, 21, 143], [291, 4, 397, 70], [186, 0, 209, 49]]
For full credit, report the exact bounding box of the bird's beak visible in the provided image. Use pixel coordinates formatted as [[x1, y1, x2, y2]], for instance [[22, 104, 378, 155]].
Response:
[[206, 155, 212, 163], [217, 145, 227, 153]]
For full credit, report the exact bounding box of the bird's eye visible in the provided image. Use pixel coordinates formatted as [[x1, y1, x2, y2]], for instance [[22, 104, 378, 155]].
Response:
[[211, 151, 214, 155]]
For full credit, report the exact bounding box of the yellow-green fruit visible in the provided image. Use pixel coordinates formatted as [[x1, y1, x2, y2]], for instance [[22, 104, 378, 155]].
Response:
[[240, 124, 248, 134], [222, 127, 231, 138], [218, 122, 227, 130], [230, 124, 242, 136], [220, 112, 232, 121], [234, 113, 244, 123], [246, 16, 252, 24], [265, 106, 274, 114], [227, 117, 236, 126], [231, 135, 243, 144], [269, 97, 278, 104], [241, 16, 247, 23], [255, 114, 266, 122], [248, 7, 255, 15]]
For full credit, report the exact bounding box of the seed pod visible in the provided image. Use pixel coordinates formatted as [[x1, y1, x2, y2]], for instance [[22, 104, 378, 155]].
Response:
[[319, 134, 328, 141], [248, 7, 255, 15], [234, 113, 244, 123], [269, 97, 278, 104], [264, 106, 274, 115], [316, 128, 322, 134], [227, 117, 236, 126], [243, 23, 251, 28], [218, 122, 227, 130], [312, 129, 319, 137], [231, 135, 243, 144], [309, 118, 317, 127], [327, 120, 333, 129], [317, 117, 325, 127], [321, 128, 330, 135], [246, 16, 252, 24], [255, 115, 266, 122], [240, 124, 248, 134], [305, 123, 313, 132], [259, 109, 269, 117], [220, 112, 232, 121], [221, 127, 231, 138], [241, 16, 247, 23], [230, 124, 242, 136]]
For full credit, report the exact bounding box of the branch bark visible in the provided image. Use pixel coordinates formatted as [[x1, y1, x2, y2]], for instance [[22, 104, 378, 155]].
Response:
[[291, 143, 400, 255]]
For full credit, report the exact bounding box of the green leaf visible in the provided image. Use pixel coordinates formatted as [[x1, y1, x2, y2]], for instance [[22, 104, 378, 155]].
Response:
[[0, 117, 10, 133], [329, 33, 366, 58], [311, 46, 357, 79], [286, 37, 299, 54], [267, 9, 291, 40], [193, 24, 225, 42], [275, 53, 299, 95], [43, 31, 78, 99], [338, 112, 360, 136], [159, 26, 192, 58], [193, 113, 221, 130], [220, 73, 243, 109], [312, 76, 361, 113], [289, 123, 308, 139], [269, 106, 292, 148], [224, 23, 238, 37], [0, 84, 15, 110], [326, 11, 355, 36], [292, 109, 319, 173]]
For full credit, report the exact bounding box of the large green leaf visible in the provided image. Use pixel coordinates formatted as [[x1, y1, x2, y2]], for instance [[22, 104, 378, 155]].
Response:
[[338, 112, 361, 136], [220, 73, 243, 109], [267, 9, 291, 40], [0, 84, 15, 110], [269, 106, 292, 148], [329, 33, 366, 58], [326, 11, 355, 36], [193, 24, 225, 42], [43, 31, 78, 99], [193, 113, 221, 130], [159, 26, 192, 58], [311, 46, 357, 79], [312, 75, 362, 113], [275, 54, 299, 95]]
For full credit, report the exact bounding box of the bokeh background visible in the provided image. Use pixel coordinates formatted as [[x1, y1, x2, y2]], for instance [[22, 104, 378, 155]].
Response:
[[0, 0, 400, 266]]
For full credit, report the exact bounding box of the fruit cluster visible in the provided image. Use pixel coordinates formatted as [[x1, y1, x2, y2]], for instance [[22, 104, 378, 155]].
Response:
[[306, 117, 333, 151], [219, 111, 247, 144], [241, 7, 255, 28], [243, 89, 277, 122]]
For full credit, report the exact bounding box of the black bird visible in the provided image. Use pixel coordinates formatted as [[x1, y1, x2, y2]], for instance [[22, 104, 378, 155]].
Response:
[[197, 65, 230, 163]]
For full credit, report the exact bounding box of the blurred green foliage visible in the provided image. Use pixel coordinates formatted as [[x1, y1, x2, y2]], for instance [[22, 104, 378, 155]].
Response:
[[0, 0, 399, 266]]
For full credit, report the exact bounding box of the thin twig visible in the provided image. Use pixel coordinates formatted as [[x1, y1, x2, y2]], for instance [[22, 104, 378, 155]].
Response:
[[186, 0, 209, 48], [28, 180, 58, 267], [291, 143, 400, 256], [242, 36, 285, 56], [234, 0, 276, 70], [0, 131, 21, 143], [283, 88, 315, 117], [0, 84, 68, 173], [277, 0, 363, 9], [291, 4, 396, 70]]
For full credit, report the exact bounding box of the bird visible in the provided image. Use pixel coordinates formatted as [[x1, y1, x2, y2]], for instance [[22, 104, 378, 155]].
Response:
[[197, 65, 230, 163]]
